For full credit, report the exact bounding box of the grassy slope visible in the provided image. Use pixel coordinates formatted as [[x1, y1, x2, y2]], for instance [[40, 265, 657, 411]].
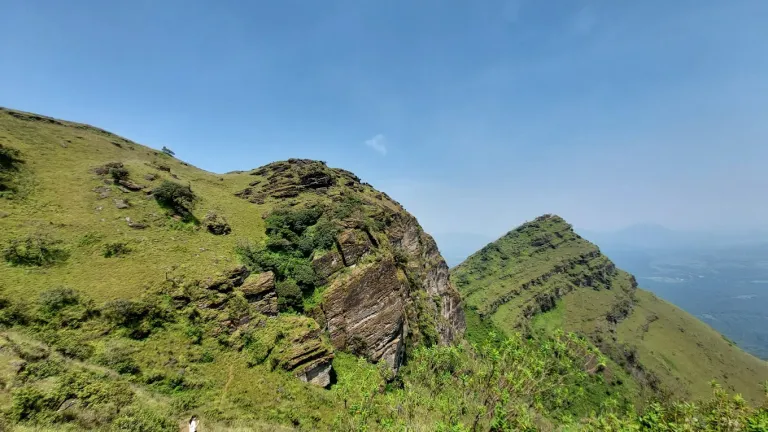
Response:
[[0, 107, 266, 301], [0, 108, 408, 429], [452, 215, 768, 404]]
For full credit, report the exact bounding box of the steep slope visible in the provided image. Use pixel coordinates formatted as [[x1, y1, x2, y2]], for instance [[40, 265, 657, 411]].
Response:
[[452, 215, 768, 404], [0, 107, 464, 429]]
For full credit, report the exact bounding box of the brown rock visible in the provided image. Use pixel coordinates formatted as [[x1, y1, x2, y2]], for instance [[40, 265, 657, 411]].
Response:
[[312, 251, 344, 282], [323, 259, 407, 369], [144, 173, 157, 181], [118, 179, 145, 191], [239, 272, 278, 316], [114, 199, 130, 209], [337, 230, 372, 266]]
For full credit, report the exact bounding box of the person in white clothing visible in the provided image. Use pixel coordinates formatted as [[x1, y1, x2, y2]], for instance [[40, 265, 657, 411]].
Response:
[[188, 415, 199, 432]]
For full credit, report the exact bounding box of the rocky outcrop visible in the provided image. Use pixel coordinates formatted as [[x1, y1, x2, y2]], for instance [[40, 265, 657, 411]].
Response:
[[239, 271, 278, 316], [337, 229, 372, 266], [236, 158, 466, 376], [322, 259, 407, 368], [203, 211, 232, 235]]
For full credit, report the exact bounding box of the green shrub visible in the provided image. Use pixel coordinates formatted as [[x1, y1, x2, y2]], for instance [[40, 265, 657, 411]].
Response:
[[3, 233, 69, 267], [10, 385, 51, 421], [103, 241, 131, 258], [110, 406, 177, 432], [102, 298, 171, 339], [0, 144, 24, 193], [275, 279, 303, 313], [152, 180, 197, 215], [0, 294, 29, 326], [38, 287, 81, 315], [109, 166, 129, 182], [94, 340, 140, 375]]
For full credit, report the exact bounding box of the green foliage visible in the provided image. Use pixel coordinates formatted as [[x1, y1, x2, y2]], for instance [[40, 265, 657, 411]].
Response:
[[94, 340, 141, 375], [0, 143, 24, 193], [35, 287, 97, 331], [108, 166, 129, 182], [3, 233, 69, 267], [152, 180, 197, 215], [101, 298, 171, 339], [103, 241, 131, 258], [276, 279, 303, 313]]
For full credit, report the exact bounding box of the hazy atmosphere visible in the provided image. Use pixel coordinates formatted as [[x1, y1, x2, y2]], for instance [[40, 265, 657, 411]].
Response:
[[3, 0, 768, 241]]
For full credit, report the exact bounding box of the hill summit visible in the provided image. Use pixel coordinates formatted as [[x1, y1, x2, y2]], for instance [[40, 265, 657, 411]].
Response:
[[452, 214, 768, 404]]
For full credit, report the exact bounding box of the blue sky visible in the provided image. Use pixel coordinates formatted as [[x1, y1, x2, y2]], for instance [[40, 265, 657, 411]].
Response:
[[2, 0, 768, 255]]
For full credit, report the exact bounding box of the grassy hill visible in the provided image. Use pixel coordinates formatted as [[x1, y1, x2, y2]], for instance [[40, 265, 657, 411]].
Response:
[[452, 214, 768, 405], [1, 108, 766, 431]]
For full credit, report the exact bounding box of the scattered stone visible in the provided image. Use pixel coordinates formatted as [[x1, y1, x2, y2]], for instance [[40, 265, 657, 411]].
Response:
[[94, 206, 103, 212], [118, 179, 145, 191], [114, 199, 130, 209], [117, 186, 132, 193], [92, 161, 123, 175], [0, 211, 8, 218], [248, 179, 261, 187], [125, 217, 147, 229], [171, 173, 180, 179], [203, 211, 231, 235], [143, 173, 157, 181], [60, 141, 68, 148]]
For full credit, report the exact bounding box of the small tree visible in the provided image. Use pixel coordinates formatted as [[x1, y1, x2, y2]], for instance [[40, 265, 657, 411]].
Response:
[[161, 146, 175, 157], [152, 181, 197, 215]]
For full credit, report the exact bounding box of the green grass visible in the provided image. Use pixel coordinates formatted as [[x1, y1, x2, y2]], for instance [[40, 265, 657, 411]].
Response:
[[452, 214, 768, 405]]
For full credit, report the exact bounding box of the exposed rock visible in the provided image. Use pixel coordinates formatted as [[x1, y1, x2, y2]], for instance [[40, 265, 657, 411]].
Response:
[[117, 186, 132, 193], [297, 362, 332, 387], [203, 211, 231, 235], [322, 259, 407, 369], [278, 328, 334, 387], [92, 162, 123, 175], [125, 217, 147, 229], [239, 272, 278, 316], [300, 171, 334, 189], [337, 230, 372, 266], [205, 266, 251, 292], [114, 199, 130, 209], [144, 173, 157, 181], [312, 251, 345, 283], [93, 186, 111, 199], [118, 179, 145, 191]]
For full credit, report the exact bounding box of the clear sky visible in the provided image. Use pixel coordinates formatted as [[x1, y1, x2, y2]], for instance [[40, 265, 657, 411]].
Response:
[[2, 1, 768, 247]]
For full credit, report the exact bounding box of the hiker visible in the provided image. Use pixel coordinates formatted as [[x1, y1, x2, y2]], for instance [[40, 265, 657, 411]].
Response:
[[188, 415, 199, 432]]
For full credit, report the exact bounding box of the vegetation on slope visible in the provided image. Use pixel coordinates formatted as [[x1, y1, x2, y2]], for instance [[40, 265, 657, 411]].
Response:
[[1, 107, 767, 430], [452, 214, 768, 405]]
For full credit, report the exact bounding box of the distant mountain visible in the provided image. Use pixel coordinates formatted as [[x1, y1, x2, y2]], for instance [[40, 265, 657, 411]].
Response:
[[452, 215, 768, 404], [579, 224, 768, 252]]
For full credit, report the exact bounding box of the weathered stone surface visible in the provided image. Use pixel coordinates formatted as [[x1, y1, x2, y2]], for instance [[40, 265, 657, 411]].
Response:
[[312, 251, 344, 282], [337, 230, 372, 266], [205, 266, 251, 292], [239, 272, 278, 316], [143, 173, 157, 181], [118, 179, 145, 191], [322, 259, 407, 369], [114, 199, 129, 209], [386, 213, 466, 344], [297, 361, 332, 387]]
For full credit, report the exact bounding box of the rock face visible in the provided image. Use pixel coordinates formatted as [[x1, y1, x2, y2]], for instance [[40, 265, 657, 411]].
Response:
[[239, 271, 278, 316], [236, 159, 466, 377], [322, 259, 407, 368]]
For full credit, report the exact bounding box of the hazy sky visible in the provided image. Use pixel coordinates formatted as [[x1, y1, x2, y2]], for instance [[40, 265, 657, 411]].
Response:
[[2, 0, 767, 243]]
